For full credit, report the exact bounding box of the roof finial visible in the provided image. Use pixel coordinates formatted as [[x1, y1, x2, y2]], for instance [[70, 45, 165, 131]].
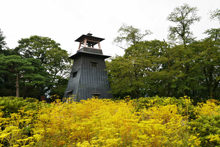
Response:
[[87, 32, 92, 36]]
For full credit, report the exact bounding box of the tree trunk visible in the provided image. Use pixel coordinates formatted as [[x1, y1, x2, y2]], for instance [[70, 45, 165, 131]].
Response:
[[16, 73, 19, 97], [23, 86, 28, 99]]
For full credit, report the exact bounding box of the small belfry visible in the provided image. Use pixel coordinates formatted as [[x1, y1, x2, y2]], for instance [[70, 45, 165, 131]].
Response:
[[63, 33, 113, 101]]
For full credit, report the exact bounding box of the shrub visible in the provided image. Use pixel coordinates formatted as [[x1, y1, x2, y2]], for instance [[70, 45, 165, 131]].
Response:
[[133, 96, 196, 120], [0, 97, 49, 147], [0, 96, 39, 118], [188, 115, 220, 147], [188, 99, 220, 147]]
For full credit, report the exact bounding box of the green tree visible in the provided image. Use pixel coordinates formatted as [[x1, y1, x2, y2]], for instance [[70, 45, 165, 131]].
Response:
[[20, 58, 47, 98], [167, 4, 201, 96], [106, 55, 146, 99], [49, 78, 68, 99], [113, 24, 152, 49], [0, 55, 46, 97], [0, 29, 31, 97], [198, 29, 220, 99], [15, 35, 71, 98], [108, 25, 152, 98], [0, 29, 9, 96], [107, 40, 173, 98], [108, 5, 220, 100], [210, 9, 220, 22], [167, 3, 201, 46]]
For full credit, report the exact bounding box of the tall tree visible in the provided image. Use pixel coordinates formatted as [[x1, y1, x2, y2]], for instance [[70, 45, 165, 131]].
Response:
[[167, 3, 201, 46], [15, 35, 71, 97], [199, 29, 220, 99], [107, 40, 173, 98], [0, 55, 46, 97], [113, 24, 152, 49], [0, 29, 15, 97], [108, 25, 152, 98], [167, 3, 201, 96]]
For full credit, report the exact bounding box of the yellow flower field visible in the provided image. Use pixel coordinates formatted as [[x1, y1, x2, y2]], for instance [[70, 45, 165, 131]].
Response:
[[0, 96, 220, 147]]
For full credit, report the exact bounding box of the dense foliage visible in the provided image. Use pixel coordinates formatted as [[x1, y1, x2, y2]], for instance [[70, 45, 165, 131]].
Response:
[[0, 96, 39, 118], [107, 4, 220, 100], [0, 96, 220, 146], [0, 33, 71, 99]]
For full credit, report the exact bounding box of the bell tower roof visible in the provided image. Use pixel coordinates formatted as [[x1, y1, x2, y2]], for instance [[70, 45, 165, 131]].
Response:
[[75, 33, 104, 43], [75, 33, 105, 50]]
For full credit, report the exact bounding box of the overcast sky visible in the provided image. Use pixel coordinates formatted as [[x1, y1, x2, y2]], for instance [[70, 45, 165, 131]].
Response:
[[1, 0, 219, 57]]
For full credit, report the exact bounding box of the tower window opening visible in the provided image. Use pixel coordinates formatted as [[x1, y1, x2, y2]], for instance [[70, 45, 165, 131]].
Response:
[[91, 62, 97, 67], [92, 93, 100, 98], [65, 90, 73, 98], [68, 92, 72, 98], [73, 72, 77, 77]]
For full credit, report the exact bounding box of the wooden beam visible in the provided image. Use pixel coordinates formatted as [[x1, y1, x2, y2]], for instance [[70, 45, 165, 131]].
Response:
[[84, 38, 87, 47], [98, 42, 101, 49], [78, 42, 81, 50], [86, 39, 98, 43]]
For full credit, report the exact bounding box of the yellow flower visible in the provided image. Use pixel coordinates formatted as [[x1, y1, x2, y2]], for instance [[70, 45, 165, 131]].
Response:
[[58, 140, 66, 146]]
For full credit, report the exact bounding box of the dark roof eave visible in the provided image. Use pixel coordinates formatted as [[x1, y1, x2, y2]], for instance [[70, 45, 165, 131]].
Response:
[[69, 52, 111, 60], [75, 35, 105, 42]]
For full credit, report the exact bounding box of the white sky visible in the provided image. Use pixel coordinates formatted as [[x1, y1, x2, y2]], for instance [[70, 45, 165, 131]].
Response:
[[1, 0, 219, 57]]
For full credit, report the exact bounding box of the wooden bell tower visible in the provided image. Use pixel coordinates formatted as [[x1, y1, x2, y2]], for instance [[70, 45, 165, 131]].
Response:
[[63, 33, 113, 101]]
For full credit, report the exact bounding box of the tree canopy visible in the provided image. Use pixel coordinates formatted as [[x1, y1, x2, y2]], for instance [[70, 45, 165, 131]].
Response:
[[210, 9, 220, 22], [0, 55, 46, 97], [113, 24, 152, 49], [107, 4, 220, 101], [0, 35, 71, 99]]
